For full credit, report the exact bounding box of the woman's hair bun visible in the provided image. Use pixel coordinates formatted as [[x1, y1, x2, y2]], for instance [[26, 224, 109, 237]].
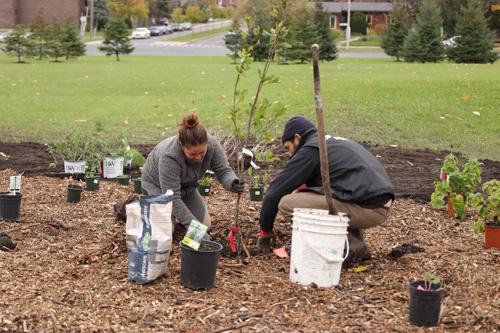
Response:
[[182, 113, 199, 129]]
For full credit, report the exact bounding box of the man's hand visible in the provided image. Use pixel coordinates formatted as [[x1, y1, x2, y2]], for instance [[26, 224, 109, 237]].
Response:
[[257, 229, 276, 253], [230, 179, 245, 194]]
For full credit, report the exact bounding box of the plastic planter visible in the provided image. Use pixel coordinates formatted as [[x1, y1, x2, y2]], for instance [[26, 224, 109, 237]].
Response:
[[116, 176, 130, 186], [180, 240, 223, 290], [197, 185, 211, 196], [133, 178, 142, 194], [0, 192, 22, 221], [250, 186, 264, 201], [67, 185, 83, 203], [63, 160, 86, 174], [84, 175, 100, 191], [484, 224, 500, 249], [409, 280, 444, 327]]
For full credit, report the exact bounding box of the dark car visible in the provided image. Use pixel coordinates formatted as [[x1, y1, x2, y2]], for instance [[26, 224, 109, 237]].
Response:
[[149, 26, 163, 36]]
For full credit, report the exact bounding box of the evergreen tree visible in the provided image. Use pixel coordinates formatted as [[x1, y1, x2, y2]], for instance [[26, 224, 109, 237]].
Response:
[[95, 0, 110, 30], [312, 1, 337, 61], [351, 12, 368, 35], [30, 9, 49, 60], [287, 11, 316, 63], [62, 22, 86, 60], [381, 2, 409, 61], [225, 21, 243, 63], [46, 22, 65, 62], [448, 0, 496, 63], [98, 20, 134, 61], [1, 25, 34, 63], [402, 0, 445, 62]]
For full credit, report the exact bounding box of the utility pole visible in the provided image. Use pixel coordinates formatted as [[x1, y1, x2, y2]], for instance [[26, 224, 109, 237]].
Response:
[[90, 0, 95, 39], [346, 0, 351, 49]]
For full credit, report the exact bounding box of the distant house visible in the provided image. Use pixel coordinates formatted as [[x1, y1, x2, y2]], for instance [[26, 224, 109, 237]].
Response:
[[0, 0, 84, 29], [321, 1, 393, 30]]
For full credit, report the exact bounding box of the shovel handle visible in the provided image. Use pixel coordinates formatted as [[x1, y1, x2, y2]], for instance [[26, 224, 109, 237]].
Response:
[[311, 44, 336, 215]]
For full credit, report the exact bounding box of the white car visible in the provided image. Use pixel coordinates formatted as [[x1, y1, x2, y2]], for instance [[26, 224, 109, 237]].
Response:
[[131, 28, 150, 39], [442, 36, 460, 48], [0, 31, 13, 43]]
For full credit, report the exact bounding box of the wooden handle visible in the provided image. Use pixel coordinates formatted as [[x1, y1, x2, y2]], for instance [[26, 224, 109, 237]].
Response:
[[311, 44, 336, 215]]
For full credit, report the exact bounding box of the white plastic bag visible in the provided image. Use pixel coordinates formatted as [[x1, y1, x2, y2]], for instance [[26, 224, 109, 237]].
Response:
[[126, 191, 173, 284]]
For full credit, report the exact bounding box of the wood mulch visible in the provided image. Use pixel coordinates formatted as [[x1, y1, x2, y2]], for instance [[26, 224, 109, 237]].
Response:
[[0, 168, 499, 332]]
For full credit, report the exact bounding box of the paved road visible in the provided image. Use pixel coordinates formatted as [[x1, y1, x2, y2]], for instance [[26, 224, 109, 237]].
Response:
[[86, 22, 388, 58]]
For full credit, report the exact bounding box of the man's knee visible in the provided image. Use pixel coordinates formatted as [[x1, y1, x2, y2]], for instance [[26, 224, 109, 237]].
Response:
[[278, 194, 295, 219]]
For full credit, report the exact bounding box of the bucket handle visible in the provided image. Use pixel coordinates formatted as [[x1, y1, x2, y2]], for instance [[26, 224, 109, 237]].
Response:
[[298, 231, 349, 263]]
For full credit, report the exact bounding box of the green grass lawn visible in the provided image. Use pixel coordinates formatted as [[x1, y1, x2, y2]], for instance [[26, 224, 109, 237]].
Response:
[[0, 54, 499, 160], [349, 36, 382, 47], [164, 26, 230, 43], [338, 47, 383, 53]]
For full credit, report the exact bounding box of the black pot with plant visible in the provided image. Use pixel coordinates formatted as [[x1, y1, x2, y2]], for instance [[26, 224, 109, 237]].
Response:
[[409, 275, 444, 327], [134, 177, 142, 194], [116, 175, 130, 185], [198, 176, 214, 196]]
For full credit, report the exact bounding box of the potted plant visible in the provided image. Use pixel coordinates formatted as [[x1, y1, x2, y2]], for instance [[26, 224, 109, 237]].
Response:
[[47, 132, 89, 174], [431, 154, 481, 219], [84, 144, 103, 192], [0, 192, 22, 221], [197, 176, 214, 196], [102, 135, 128, 179], [133, 177, 142, 194], [248, 168, 268, 202], [409, 274, 444, 327], [469, 179, 500, 249]]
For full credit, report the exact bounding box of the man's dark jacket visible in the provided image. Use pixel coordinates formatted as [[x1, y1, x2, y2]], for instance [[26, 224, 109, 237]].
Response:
[[259, 130, 395, 231]]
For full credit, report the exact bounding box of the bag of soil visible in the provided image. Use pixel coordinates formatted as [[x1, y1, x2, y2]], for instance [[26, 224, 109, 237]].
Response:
[[126, 191, 173, 284]]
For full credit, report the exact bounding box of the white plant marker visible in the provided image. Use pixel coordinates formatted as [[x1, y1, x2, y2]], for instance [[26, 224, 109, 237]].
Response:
[[9, 175, 21, 194]]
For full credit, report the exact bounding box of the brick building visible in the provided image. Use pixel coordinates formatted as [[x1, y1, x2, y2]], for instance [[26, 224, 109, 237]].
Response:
[[322, 1, 393, 30], [0, 0, 84, 29]]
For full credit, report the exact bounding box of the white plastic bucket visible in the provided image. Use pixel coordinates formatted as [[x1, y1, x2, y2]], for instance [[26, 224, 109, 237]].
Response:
[[64, 160, 86, 174], [290, 208, 350, 288], [103, 156, 124, 179]]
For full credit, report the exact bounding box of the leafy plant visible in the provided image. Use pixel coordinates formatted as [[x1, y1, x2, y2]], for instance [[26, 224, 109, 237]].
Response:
[[199, 176, 214, 187], [85, 142, 103, 177], [469, 179, 500, 233], [47, 132, 89, 166], [103, 133, 132, 158], [423, 273, 443, 291], [248, 167, 269, 188], [431, 153, 481, 219]]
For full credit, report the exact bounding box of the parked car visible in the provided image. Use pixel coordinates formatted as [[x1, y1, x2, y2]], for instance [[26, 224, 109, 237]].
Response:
[[180, 22, 192, 31], [0, 30, 13, 43], [158, 26, 169, 35], [170, 23, 181, 32], [131, 28, 150, 39], [149, 26, 163, 37], [442, 36, 460, 48]]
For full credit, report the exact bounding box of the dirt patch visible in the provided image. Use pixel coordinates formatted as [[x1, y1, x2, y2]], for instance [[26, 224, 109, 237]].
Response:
[[1, 142, 499, 203], [0, 170, 499, 332]]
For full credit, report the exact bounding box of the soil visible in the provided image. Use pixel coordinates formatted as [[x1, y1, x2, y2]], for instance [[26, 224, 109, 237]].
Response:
[[0, 142, 500, 332]]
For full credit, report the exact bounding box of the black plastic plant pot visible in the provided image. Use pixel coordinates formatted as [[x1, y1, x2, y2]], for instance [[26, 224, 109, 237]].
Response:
[[0, 192, 22, 221], [134, 178, 142, 194], [67, 185, 83, 203], [85, 175, 100, 192], [117, 176, 130, 186], [197, 185, 211, 196], [250, 186, 264, 201], [409, 280, 444, 327], [180, 240, 223, 290]]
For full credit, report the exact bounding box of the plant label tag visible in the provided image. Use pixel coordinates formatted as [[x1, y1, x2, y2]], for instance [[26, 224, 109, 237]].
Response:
[[250, 160, 260, 169], [204, 188, 209, 193], [182, 219, 208, 250], [255, 191, 260, 195], [9, 175, 21, 193]]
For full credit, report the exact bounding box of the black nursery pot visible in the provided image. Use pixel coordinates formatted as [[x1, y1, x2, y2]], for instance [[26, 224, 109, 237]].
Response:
[[197, 185, 211, 196], [117, 176, 130, 186], [85, 175, 100, 191], [249, 186, 264, 201], [133, 178, 142, 194], [67, 185, 83, 203], [0, 192, 22, 221], [409, 280, 444, 327], [180, 240, 223, 290]]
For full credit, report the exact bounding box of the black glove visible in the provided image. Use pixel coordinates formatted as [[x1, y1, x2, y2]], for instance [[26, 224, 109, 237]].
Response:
[[230, 179, 245, 194]]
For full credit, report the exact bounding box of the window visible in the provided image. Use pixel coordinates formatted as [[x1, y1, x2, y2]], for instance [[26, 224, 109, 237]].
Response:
[[330, 15, 337, 28], [366, 14, 373, 28]]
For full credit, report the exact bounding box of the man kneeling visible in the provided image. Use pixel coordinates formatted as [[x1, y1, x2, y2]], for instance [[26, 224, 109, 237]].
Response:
[[257, 116, 395, 265]]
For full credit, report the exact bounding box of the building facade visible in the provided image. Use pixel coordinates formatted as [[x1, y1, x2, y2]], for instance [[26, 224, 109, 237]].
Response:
[[322, 1, 393, 30], [0, 0, 84, 29]]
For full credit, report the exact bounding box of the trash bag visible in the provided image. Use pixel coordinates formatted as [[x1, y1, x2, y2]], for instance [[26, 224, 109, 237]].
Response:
[[126, 192, 173, 284]]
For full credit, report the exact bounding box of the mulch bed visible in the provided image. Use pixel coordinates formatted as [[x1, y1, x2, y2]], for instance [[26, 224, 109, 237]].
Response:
[[0, 142, 500, 332]]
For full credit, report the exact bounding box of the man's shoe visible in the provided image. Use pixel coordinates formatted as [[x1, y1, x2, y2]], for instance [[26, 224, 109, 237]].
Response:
[[344, 229, 371, 267]]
